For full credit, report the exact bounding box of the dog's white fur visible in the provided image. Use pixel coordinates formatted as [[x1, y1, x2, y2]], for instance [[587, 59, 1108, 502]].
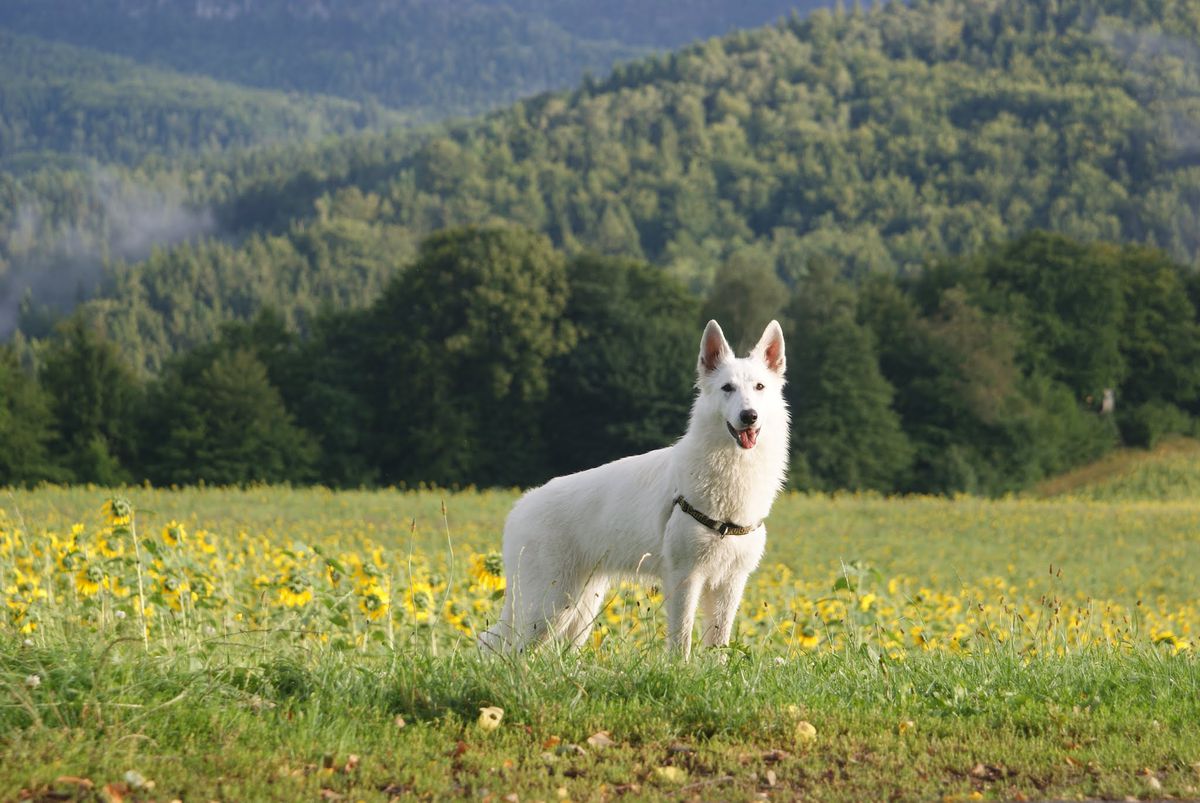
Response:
[[478, 320, 789, 657]]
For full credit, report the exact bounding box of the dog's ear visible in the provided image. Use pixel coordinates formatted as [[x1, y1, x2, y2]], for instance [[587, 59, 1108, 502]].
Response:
[[698, 320, 733, 375], [752, 320, 786, 376]]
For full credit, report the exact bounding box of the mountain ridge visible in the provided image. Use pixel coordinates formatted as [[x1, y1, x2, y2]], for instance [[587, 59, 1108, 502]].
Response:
[[0, 0, 822, 119]]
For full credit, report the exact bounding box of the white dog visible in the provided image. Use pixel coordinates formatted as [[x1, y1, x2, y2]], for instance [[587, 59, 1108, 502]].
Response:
[[478, 320, 789, 658]]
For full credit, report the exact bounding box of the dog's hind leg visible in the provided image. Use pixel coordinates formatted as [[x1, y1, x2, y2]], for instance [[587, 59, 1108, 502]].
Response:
[[560, 576, 609, 650], [478, 591, 515, 653], [478, 553, 566, 653], [503, 570, 587, 652]]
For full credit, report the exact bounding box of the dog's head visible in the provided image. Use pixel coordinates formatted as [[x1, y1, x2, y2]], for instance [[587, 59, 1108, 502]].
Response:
[[695, 319, 787, 451]]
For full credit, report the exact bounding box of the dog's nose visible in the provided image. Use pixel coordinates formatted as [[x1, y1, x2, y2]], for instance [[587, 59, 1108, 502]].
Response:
[[740, 409, 758, 426]]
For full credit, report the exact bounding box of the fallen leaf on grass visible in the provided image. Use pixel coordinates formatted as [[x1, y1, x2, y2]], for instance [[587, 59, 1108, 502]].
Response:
[[319, 789, 344, 801], [122, 770, 150, 790], [653, 766, 688, 784], [794, 720, 817, 743], [450, 740, 468, 757], [764, 769, 777, 787], [54, 776, 95, 790], [555, 743, 587, 757], [103, 783, 128, 803], [478, 706, 504, 732], [898, 719, 916, 734], [586, 731, 616, 749]]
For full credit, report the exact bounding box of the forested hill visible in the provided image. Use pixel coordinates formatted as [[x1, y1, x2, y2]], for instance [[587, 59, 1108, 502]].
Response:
[[0, 0, 826, 339], [249, 0, 1199, 283], [0, 31, 400, 171], [30, 0, 1200, 369], [0, 0, 819, 121]]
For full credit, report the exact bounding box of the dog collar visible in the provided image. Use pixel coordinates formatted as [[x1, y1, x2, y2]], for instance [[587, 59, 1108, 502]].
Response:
[[673, 495, 762, 537]]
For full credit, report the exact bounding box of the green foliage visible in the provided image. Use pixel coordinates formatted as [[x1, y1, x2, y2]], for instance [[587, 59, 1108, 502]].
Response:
[[365, 226, 573, 486], [874, 232, 1195, 494], [938, 233, 1128, 399], [786, 267, 912, 492], [0, 345, 59, 484], [37, 318, 139, 484], [1117, 401, 1195, 448], [544, 254, 699, 476], [1114, 245, 1200, 409], [3, 225, 1197, 495], [139, 342, 317, 486], [701, 249, 788, 353]]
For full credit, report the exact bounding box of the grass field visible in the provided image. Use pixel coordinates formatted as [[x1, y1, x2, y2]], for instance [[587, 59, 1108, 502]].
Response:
[[3, 452, 1200, 800]]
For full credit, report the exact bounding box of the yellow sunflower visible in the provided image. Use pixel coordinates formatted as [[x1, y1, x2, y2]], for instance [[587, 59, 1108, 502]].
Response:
[[358, 584, 390, 621], [107, 574, 132, 598], [103, 498, 133, 527], [278, 576, 314, 608], [468, 552, 505, 592], [160, 575, 188, 612], [162, 521, 186, 547], [404, 581, 435, 625], [97, 535, 123, 559], [75, 565, 105, 597]]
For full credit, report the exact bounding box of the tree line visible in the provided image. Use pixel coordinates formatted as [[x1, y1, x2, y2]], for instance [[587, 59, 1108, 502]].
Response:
[[3, 226, 1197, 494]]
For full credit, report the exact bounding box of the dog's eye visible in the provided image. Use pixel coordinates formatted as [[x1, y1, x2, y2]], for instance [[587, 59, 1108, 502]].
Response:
[[755, 383, 765, 391], [721, 383, 734, 393]]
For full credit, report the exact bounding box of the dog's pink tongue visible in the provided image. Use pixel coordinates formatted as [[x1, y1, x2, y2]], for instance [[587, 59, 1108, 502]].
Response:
[[738, 428, 757, 449]]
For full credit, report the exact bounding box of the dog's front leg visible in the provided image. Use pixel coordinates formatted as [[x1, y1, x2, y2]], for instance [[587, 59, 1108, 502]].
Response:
[[664, 567, 703, 658], [700, 572, 749, 648]]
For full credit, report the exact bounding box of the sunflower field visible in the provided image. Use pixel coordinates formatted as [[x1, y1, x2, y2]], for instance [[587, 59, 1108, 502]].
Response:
[[3, 485, 1196, 658]]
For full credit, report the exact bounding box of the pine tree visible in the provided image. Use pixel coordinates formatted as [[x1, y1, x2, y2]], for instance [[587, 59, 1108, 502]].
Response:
[[0, 346, 61, 485], [784, 266, 911, 491], [140, 346, 316, 485], [38, 317, 140, 484]]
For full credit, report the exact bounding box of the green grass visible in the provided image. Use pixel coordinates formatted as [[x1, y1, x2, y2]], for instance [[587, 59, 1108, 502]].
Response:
[[1032, 437, 1200, 501], [4, 477, 1200, 799], [3, 637, 1199, 801]]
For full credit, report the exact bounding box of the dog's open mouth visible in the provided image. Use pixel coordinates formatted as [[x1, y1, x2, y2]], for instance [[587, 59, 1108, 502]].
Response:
[[727, 422, 759, 450]]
